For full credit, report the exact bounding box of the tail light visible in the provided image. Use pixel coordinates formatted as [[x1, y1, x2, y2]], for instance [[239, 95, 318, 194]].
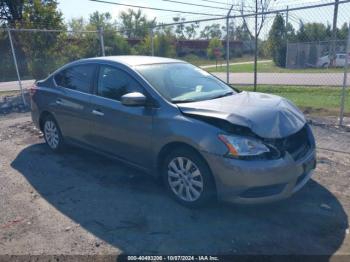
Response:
[[29, 82, 37, 96]]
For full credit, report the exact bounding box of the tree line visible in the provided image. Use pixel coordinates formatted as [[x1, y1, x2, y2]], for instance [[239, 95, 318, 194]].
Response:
[[0, 0, 349, 81]]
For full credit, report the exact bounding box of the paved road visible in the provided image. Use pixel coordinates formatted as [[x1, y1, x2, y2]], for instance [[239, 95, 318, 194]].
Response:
[[214, 72, 345, 86], [0, 80, 34, 92], [0, 72, 345, 92]]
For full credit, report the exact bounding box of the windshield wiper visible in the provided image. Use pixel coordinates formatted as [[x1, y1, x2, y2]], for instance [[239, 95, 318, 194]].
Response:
[[171, 98, 196, 104], [210, 91, 234, 100]]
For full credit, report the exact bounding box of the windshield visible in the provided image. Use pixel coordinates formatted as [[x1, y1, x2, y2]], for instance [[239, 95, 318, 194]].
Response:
[[136, 63, 235, 103]]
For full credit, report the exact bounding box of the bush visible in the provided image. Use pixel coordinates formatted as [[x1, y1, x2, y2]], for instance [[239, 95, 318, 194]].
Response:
[[207, 38, 223, 59]]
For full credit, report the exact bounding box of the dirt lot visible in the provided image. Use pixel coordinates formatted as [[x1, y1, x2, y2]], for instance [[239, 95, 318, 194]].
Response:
[[0, 101, 350, 257]]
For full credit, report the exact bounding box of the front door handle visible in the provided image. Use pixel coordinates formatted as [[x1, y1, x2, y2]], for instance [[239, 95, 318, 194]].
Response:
[[92, 109, 104, 116], [56, 99, 63, 105]]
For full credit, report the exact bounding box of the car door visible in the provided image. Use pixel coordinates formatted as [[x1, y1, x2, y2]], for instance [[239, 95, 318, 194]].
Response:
[[89, 64, 154, 168], [53, 63, 97, 145]]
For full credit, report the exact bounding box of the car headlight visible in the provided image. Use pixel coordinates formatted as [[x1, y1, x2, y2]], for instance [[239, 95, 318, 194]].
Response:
[[218, 134, 270, 157]]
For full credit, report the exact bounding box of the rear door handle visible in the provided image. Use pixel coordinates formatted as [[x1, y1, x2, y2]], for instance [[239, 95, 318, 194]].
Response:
[[92, 109, 104, 116], [56, 99, 63, 105]]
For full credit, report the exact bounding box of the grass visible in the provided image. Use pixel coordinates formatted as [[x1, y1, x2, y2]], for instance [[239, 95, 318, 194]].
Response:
[[207, 60, 345, 73], [235, 85, 350, 116], [182, 55, 255, 66]]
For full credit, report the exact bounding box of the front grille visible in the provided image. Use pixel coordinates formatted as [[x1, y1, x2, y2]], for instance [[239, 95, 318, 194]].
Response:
[[240, 183, 286, 198], [265, 125, 310, 160]]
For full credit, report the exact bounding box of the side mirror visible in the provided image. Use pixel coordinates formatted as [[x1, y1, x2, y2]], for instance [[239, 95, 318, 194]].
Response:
[[121, 92, 147, 107]]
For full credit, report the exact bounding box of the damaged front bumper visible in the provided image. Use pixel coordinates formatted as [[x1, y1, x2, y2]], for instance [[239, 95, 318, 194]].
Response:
[[202, 146, 316, 204]]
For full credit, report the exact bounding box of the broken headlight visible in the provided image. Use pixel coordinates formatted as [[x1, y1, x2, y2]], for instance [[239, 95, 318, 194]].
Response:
[[218, 134, 270, 158]]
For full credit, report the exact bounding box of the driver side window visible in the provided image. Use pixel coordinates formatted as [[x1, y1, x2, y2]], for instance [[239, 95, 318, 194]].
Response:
[[97, 65, 142, 101]]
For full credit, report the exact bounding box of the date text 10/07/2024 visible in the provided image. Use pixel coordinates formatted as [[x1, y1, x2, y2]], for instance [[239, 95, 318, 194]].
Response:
[[127, 256, 219, 261]]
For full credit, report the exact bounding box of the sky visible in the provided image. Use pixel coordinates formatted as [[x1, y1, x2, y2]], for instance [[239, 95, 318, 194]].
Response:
[[57, 0, 350, 38]]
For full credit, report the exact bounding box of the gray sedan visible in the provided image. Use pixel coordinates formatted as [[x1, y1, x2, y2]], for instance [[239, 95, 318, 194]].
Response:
[[31, 56, 316, 207]]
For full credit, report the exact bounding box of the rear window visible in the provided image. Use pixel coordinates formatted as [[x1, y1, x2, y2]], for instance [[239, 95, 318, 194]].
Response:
[[54, 64, 96, 93]]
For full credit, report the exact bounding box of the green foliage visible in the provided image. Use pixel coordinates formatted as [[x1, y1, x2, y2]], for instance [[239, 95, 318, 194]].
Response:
[[9, 0, 65, 78], [200, 24, 222, 39], [338, 23, 349, 40], [119, 8, 156, 38], [207, 37, 223, 59], [297, 22, 331, 41], [267, 14, 286, 67], [308, 43, 318, 65], [234, 22, 252, 41], [0, 31, 17, 81], [0, 0, 25, 23], [135, 33, 175, 57]]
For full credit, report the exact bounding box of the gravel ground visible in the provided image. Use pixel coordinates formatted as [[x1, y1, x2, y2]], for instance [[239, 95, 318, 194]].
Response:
[[0, 102, 350, 257]]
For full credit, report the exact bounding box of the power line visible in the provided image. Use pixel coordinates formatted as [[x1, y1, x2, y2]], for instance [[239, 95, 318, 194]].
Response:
[[157, 0, 350, 27], [197, 0, 255, 9], [162, 0, 228, 10], [89, 0, 226, 17], [197, 0, 233, 6], [161, 0, 242, 11]]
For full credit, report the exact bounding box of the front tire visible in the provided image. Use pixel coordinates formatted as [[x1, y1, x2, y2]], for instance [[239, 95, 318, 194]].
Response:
[[42, 115, 64, 152], [162, 148, 216, 207]]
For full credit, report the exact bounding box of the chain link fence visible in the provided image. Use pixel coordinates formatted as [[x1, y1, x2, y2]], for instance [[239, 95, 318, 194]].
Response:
[[0, 0, 349, 125]]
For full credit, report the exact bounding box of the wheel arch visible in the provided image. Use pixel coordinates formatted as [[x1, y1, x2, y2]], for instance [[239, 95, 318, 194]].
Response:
[[39, 111, 55, 131], [156, 142, 217, 190]]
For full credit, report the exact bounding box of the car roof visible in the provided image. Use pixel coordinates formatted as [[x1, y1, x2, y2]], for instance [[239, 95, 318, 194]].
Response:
[[83, 55, 184, 66]]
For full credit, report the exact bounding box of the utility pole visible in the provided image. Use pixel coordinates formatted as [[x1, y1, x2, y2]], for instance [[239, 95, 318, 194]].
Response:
[[253, 0, 258, 91], [98, 27, 105, 56], [226, 5, 234, 84], [330, 0, 339, 67]]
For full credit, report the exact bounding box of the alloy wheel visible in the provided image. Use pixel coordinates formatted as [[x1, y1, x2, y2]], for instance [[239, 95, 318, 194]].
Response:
[[167, 157, 204, 202], [44, 120, 59, 149]]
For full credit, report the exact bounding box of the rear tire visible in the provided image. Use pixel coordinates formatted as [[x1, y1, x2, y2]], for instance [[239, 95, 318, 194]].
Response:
[[42, 115, 64, 152], [161, 147, 216, 207]]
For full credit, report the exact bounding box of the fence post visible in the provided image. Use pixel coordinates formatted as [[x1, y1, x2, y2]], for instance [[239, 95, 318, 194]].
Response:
[[253, 0, 258, 91], [7, 26, 27, 106], [339, 21, 350, 126], [285, 40, 289, 68], [150, 28, 154, 56], [98, 27, 105, 56], [226, 5, 233, 85]]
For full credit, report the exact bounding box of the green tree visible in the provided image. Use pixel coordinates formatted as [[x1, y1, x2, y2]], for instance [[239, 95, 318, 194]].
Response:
[[88, 11, 115, 30], [185, 22, 199, 39], [200, 24, 222, 39], [234, 22, 252, 41], [173, 16, 186, 39], [67, 12, 130, 58], [119, 8, 156, 38], [207, 37, 223, 59], [136, 33, 175, 57], [0, 0, 25, 25], [297, 22, 329, 41], [0, 0, 65, 79], [339, 23, 349, 40], [267, 14, 286, 67]]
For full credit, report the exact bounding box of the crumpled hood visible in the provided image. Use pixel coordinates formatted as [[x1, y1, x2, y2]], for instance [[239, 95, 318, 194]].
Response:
[[177, 91, 306, 139]]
